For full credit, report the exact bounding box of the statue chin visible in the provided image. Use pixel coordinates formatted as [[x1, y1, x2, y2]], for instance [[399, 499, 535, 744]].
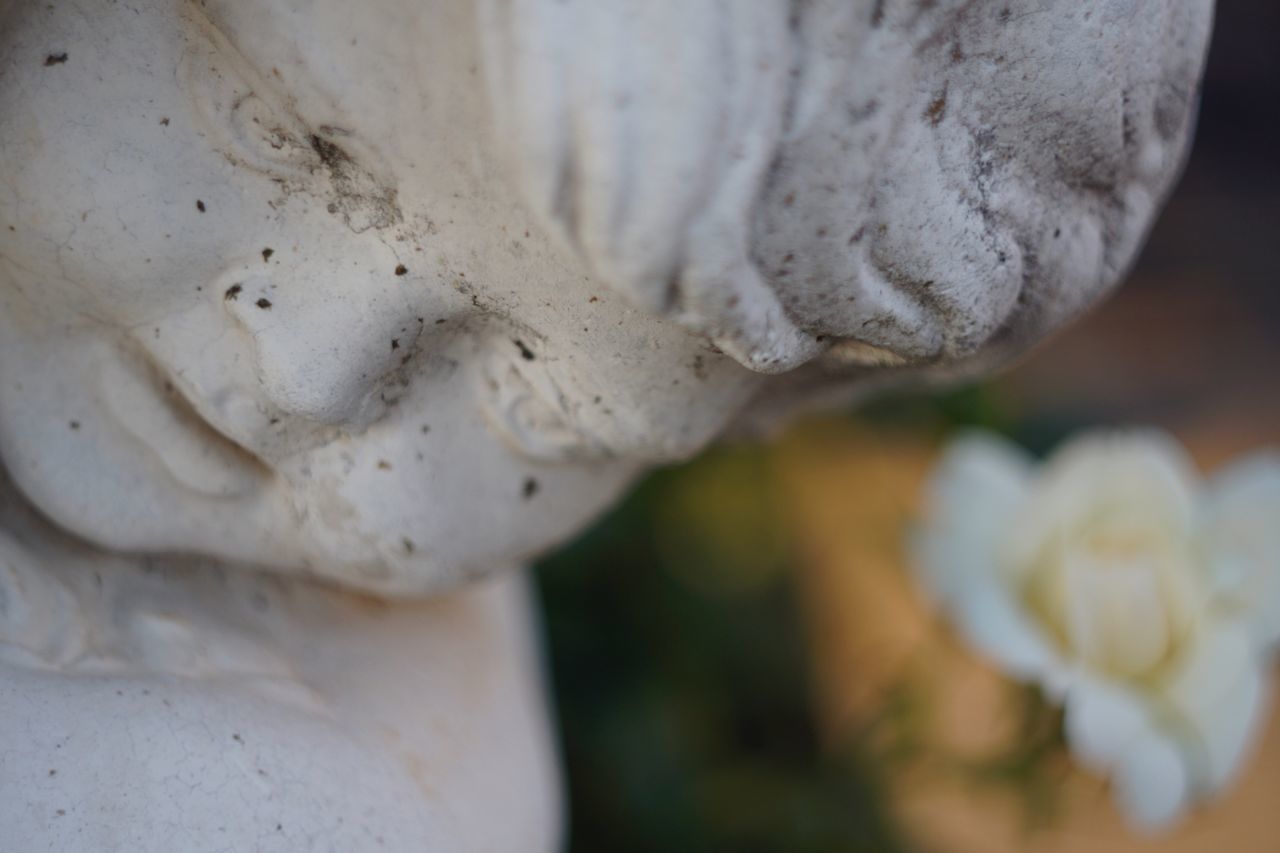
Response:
[[0, 0, 1211, 849], [0, 493, 561, 851]]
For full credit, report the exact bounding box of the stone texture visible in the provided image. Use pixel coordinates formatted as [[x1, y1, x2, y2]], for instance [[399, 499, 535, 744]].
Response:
[[0, 1, 1212, 850]]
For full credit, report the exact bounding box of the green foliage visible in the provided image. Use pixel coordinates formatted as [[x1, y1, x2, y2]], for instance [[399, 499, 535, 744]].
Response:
[[535, 449, 908, 852], [537, 382, 1078, 849], [947, 683, 1069, 830], [856, 382, 1014, 436]]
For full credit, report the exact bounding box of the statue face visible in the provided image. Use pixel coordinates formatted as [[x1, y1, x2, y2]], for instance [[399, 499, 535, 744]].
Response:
[[0, 0, 1211, 593], [0, 0, 765, 593]]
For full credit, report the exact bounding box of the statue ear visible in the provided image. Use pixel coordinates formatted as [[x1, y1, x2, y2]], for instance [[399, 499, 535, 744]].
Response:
[[179, 3, 316, 182]]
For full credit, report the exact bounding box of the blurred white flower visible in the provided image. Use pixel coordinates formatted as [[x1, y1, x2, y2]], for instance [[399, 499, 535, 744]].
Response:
[[912, 430, 1280, 831]]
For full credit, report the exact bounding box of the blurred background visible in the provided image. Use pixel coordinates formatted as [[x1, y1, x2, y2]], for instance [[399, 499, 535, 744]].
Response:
[[534, 5, 1280, 851]]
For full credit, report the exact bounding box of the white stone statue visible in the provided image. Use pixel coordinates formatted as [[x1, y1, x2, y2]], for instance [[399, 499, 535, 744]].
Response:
[[0, 1, 1212, 849]]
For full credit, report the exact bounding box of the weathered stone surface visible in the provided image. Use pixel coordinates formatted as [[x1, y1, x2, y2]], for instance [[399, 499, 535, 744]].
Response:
[[0, 1, 1212, 850]]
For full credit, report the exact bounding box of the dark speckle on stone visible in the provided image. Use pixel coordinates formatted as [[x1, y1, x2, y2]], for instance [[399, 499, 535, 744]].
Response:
[[925, 90, 948, 125], [514, 339, 535, 361], [68, 420, 80, 430], [394, 263, 408, 276], [195, 200, 206, 213], [390, 338, 400, 351], [224, 283, 242, 300], [262, 247, 274, 262], [256, 297, 272, 309], [522, 477, 539, 499], [44, 52, 68, 66]]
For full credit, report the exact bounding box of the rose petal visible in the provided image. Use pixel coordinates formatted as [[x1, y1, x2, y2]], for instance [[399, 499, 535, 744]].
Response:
[[930, 431, 1034, 507], [1063, 676, 1148, 775], [952, 577, 1062, 684], [1200, 452, 1280, 650], [1112, 728, 1191, 832], [912, 431, 1031, 602], [1160, 620, 1269, 792], [1059, 550, 1187, 680], [1004, 431, 1200, 576], [1048, 431, 1200, 518]]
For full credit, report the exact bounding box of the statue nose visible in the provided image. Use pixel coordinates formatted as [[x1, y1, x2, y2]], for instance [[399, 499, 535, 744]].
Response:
[[223, 262, 429, 429]]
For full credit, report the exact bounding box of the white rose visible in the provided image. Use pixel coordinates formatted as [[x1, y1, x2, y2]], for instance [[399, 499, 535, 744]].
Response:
[[912, 430, 1280, 831]]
